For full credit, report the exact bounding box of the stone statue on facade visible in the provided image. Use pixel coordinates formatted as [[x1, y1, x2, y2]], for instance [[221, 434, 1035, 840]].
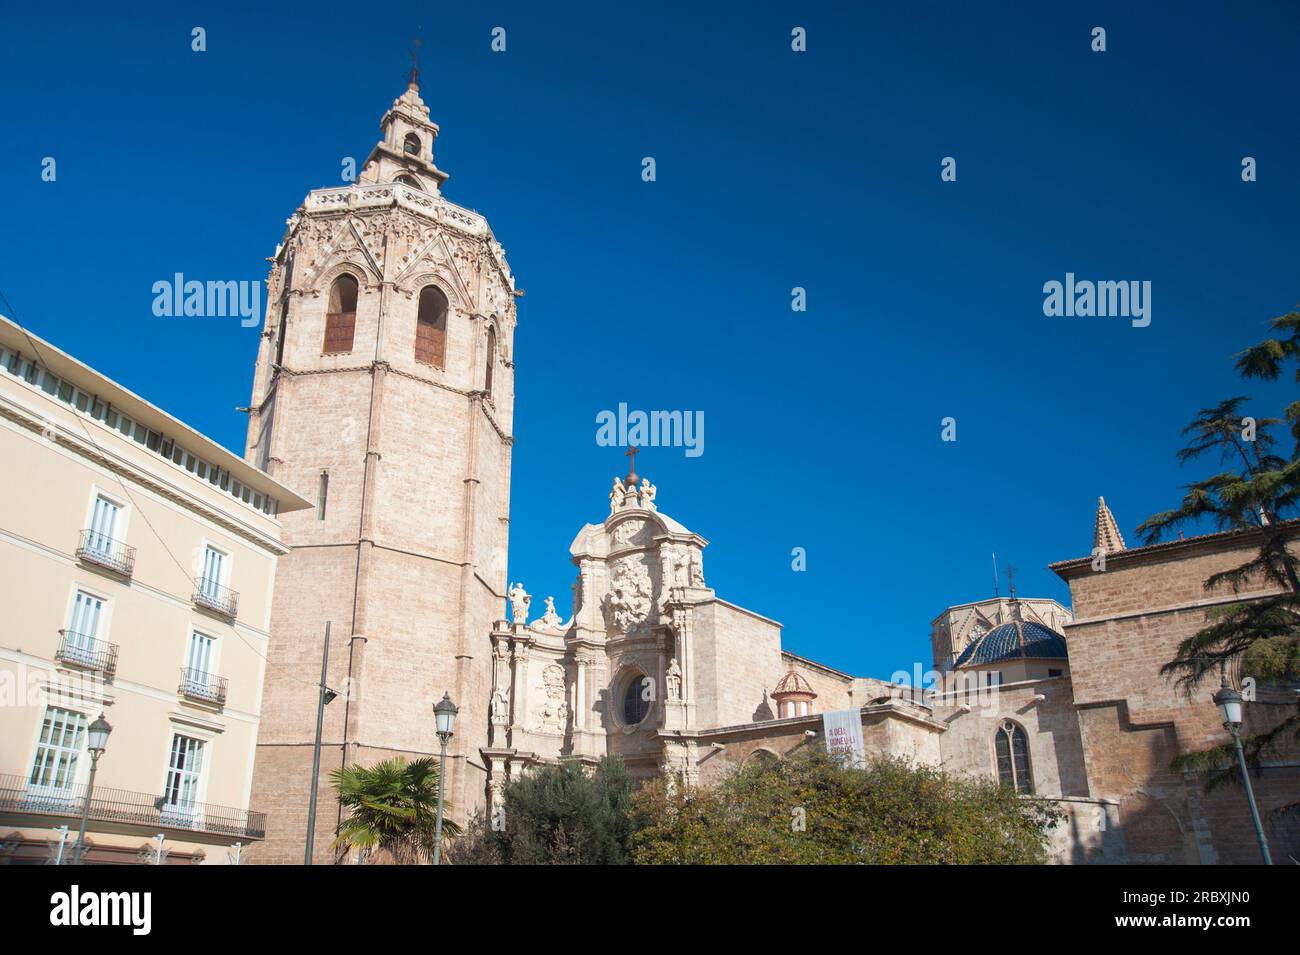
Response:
[[539, 595, 562, 629], [491, 687, 510, 723], [508, 581, 531, 624], [640, 478, 657, 511], [609, 477, 626, 514], [666, 657, 682, 700]]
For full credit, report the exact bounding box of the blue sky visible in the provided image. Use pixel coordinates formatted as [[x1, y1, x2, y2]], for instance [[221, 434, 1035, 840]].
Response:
[[3, 2, 1297, 677]]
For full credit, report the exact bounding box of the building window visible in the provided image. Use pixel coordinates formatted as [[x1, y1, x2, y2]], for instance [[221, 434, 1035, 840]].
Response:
[[621, 673, 650, 726], [1047, 668, 1063, 678], [415, 285, 448, 368], [187, 631, 215, 680], [396, 174, 423, 191], [65, 590, 105, 663], [484, 325, 496, 397], [323, 274, 358, 354], [163, 734, 205, 814], [28, 707, 87, 793], [199, 545, 227, 599], [317, 470, 329, 521], [403, 133, 421, 155], [87, 494, 122, 556], [994, 720, 1033, 794]]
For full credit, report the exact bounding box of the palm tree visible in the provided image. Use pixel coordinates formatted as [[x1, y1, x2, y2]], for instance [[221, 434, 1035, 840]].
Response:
[[331, 756, 461, 864]]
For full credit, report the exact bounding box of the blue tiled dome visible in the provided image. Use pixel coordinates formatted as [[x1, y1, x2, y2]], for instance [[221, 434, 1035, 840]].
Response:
[[953, 618, 1068, 669]]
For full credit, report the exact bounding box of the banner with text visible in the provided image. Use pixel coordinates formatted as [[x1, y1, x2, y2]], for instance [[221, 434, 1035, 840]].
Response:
[[822, 708, 866, 767]]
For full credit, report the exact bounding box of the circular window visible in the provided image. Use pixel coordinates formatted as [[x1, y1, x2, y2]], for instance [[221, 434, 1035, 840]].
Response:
[[621, 672, 651, 725]]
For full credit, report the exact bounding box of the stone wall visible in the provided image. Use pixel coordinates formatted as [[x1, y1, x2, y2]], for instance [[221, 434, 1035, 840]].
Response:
[[691, 601, 783, 727], [1053, 527, 1300, 863], [934, 678, 1091, 798]]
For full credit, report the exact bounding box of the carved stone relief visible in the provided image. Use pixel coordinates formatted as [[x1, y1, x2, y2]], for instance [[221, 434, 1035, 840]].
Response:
[[602, 554, 654, 634], [535, 662, 568, 734]]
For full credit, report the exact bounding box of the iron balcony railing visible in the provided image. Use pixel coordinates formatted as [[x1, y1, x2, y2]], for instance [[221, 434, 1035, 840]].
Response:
[[76, 529, 136, 578], [178, 667, 228, 706], [192, 578, 239, 619], [0, 774, 265, 840], [55, 631, 119, 679]]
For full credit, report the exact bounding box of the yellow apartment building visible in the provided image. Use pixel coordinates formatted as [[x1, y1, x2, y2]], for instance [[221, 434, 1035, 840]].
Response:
[[0, 314, 310, 864]]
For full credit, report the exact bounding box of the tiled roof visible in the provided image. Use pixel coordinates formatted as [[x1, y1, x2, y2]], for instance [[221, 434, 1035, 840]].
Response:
[[773, 668, 816, 696], [953, 618, 1068, 668]]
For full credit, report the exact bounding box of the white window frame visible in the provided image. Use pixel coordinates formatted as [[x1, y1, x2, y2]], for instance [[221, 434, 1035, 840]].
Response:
[[63, 583, 112, 664], [197, 540, 231, 599], [83, 485, 130, 557], [85, 488, 129, 540], [25, 705, 92, 802], [184, 629, 219, 684], [160, 732, 208, 821]]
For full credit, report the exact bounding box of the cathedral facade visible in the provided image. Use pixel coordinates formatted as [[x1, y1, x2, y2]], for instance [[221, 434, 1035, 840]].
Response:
[[244, 79, 1299, 865]]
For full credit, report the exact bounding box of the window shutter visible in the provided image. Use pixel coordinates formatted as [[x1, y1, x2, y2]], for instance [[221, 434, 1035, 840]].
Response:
[[323, 275, 359, 354]]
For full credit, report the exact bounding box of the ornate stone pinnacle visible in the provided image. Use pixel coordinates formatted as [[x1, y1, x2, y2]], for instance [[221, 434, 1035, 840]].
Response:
[[1094, 495, 1126, 554]]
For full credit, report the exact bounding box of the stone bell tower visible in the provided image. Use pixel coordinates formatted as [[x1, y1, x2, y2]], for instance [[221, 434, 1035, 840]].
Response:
[[244, 69, 518, 862]]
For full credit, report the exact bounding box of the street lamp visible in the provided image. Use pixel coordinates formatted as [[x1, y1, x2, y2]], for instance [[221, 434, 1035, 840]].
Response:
[[1212, 675, 1272, 865], [432, 691, 458, 866], [72, 713, 112, 865]]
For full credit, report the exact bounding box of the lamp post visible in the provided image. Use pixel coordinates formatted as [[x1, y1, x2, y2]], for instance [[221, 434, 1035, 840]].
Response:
[[432, 691, 458, 866], [1212, 676, 1272, 864], [305, 622, 338, 866], [73, 714, 112, 865]]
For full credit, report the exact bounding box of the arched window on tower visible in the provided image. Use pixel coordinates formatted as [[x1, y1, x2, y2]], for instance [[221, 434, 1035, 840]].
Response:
[[403, 133, 421, 156], [322, 274, 358, 354], [396, 174, 424, 191], [484, 325, 496, 397], [994, 720, 1033, 794], [414, 285, 448, 368]]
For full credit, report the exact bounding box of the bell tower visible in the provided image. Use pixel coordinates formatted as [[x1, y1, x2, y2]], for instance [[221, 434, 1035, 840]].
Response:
[[244, 74, 518, 862]]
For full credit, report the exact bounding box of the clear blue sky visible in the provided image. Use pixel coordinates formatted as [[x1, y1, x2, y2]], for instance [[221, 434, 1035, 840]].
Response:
[[3, 2, 1297, 678]]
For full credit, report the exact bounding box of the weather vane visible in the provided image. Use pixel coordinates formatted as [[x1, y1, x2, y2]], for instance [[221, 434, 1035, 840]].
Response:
[[410, 34, 422, 86]]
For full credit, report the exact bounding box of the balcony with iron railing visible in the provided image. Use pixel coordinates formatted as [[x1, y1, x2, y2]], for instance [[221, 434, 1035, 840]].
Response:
[[0, 774, 265, 840], [178, 667, 228, 707], [55, 631, 118, 679], [75, 529, 136, 578], [192, 578, 238, 619]]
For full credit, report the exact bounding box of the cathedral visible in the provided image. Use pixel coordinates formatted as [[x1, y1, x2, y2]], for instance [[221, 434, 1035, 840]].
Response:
[[243, 76, 1300, 865]]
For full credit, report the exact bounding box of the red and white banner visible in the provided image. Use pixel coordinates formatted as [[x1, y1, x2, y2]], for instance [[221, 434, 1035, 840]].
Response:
[[822, 709, 866, 768]]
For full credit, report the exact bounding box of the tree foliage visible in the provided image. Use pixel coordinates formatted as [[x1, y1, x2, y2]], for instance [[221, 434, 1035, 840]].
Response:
[[1138, 308, 1300, 790], [631, 749, 1062, 865], [330, 756, 460, 864], [447, 756, 638, 865]]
